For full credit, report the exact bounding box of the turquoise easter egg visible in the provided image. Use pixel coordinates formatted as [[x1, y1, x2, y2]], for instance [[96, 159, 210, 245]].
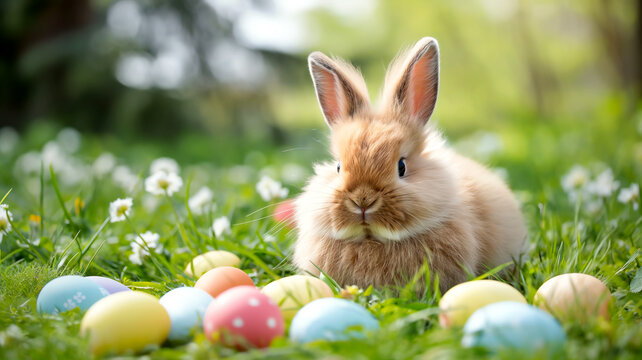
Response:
[[462, 301, 566, 355], [290, 298, 379, 343], [37, 275, 109, 314], [160, 287, 214, 342]]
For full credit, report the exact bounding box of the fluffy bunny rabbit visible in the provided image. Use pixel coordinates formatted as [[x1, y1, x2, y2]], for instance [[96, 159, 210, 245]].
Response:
[[293, 37, 526, 292]]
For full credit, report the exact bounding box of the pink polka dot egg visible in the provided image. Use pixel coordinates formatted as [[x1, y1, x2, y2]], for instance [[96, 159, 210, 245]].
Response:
[[203, 286, 284, 349]]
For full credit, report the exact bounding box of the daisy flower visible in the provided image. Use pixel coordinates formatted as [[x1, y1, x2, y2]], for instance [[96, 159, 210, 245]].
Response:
[[188, 186, 214, 215], [109, 198, 133, 223], [92, 152, 117, 177], [129, 231, 162, 265], [0, 204, 13, 243], [145, 171, 183, 196], [212, 216, 231, 238], [618, 183, 639, 210], [112, 165, 139, 191], [561, 165, 590, 193], [586, 168, 619, 198], [256, 175, 289, 202], [150, 157, 180, 175]]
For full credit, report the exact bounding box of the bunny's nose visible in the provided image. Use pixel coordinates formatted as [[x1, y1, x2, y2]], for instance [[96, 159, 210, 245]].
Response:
[[347, 195, 380, 221]]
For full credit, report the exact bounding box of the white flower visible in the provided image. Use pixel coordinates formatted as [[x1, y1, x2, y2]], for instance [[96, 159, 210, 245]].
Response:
[[281, 163, 308, 184], [0, 204, 13, 243], [618, 183, 639, 210], [150, 157, 180, 175], [56, 127, 82, 153], [0, 127, 19, 154], [129, 231, 162, 265], [256, 176, 289, 201], [13, 151, 41, 177], [561, 165, 590, 193], [585, 200, 603, 215], [129, 242, 144, 265], [145, 171, 183, 196], [212, 216, 231, 238], [188, 186, 214, 215], [109, 198, 133, 223], [92, 153, 117, 177], [586, 168, 619, 198], [112, 165, 139, 191]]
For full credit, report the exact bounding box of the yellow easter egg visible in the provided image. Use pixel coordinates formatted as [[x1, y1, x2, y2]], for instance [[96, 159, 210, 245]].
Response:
[[261, 275, 334, 320], [534, 273, 612, 323], [184, 250, 241, 278], [81, 291, 170, 356], [439, 280, 526, 328]]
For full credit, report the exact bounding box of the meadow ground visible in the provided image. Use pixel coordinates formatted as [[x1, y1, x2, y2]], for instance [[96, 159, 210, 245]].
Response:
[[0, 115, 640, 359]]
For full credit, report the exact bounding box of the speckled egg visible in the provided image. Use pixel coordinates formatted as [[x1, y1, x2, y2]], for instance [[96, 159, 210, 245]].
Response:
[[273, 199, 296, 228], [203, 286, 284, 349], [534, 273, 612, 323], [195, 266, 255, 298], [261, 275, 334, 320], [160, 287, 214, 342], [37, 275, 109, 314], [290, 298, 380, 343], [87, 276, 130, 294], [80, 291, 170, 356], [438, 280, 526, 328], [185, 250, 241, 278], [462, 301, 566, 355]]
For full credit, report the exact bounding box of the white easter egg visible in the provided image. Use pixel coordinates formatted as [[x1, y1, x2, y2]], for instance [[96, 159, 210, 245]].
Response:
[[160, 287, 214, 342], [534, 273, 612, 323]]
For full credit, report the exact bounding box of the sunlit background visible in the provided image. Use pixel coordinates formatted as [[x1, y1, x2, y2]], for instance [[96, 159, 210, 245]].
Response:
[[0, 0, 640, 168]]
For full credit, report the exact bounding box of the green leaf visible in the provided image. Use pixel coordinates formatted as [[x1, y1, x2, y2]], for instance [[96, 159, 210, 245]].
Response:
[[630, 268, 642, 293]]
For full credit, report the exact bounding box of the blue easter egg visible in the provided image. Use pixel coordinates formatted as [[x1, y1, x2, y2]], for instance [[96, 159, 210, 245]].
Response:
[[462, 301, 566, 355], [290, 298, 380, 343], [159, 287, 214, 342], [37, 275, 109, 314]]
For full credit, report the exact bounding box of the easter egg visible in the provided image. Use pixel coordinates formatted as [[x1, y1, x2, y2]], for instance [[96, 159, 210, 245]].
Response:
[[290, 298, 380, 343], [87, 276, 130, 294], [273, 199, 296, 227], [261, 275, 333, 320], [37, 275, 109, 314], [203, 286, 284, 349], [438, 280, 526, 328], [160, 287, 214, 342], [534, 273, 612, 323], [80, 291, 170, 356], [195, 266, 255, 298], [462, 301, 565, 355], [185, 250, 241, 278]]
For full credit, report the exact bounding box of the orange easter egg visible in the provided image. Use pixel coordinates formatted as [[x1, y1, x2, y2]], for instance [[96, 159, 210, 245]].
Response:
[[195, 267, 255, 298]]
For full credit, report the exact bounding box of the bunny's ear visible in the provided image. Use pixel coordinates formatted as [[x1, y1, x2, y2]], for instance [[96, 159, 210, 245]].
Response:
[[386, 37, 440, 126], [308, 52, 370, 128]]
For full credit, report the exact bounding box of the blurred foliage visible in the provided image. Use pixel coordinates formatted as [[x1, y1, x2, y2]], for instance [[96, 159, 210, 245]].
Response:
[[1, 0, 640, 142]]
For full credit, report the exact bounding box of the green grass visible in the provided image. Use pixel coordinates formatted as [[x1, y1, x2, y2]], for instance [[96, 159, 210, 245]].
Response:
[[0, 115, 640, 359]]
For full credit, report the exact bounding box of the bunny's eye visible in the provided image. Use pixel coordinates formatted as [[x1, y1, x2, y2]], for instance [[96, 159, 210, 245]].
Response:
[[398, 158, 406, 177], [337, 162, 341, 173]]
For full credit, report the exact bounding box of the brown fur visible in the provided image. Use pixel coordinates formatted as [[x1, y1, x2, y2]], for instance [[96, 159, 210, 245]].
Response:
[[295, 38, 526, 293]]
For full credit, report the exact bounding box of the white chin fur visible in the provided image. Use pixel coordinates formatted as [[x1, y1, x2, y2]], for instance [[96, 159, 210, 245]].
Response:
[[333, 224, 410, 242]]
